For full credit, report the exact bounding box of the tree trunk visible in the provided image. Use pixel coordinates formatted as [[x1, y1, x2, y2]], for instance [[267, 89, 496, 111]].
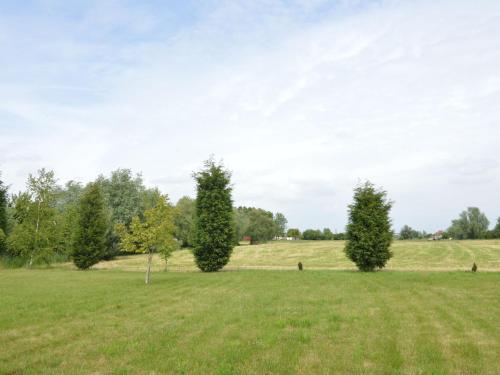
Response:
[[145, 251, 153, 284]]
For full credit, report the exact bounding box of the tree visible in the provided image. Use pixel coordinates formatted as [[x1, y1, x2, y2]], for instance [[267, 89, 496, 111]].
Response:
[[302, 229, 324, 240], [323, 228, 334, 240], [273, 212, 288, 237], [72, 183, 108, 270], [448, 207, 490, 239], [333, 232, 346, 240], [174, 196, 195, 247], [345, 181, 393, 272], [95, 169, 148, 259], [192, 159, 234, 272], [55, 181, 84, 257], [399, 225, 421, 240], [117, 194, 177, 284], [287, 228, 301, 239], [0, 174, 8, 254], [7, 169, 58, 266], [234, 207, 250, 244], [246, 209, 277, 244], [494, 218, 500, 239]]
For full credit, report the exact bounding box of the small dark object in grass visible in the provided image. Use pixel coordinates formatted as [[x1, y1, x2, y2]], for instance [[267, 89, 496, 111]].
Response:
[[471, 262, 477, 272], [298, 262, 303, 271]]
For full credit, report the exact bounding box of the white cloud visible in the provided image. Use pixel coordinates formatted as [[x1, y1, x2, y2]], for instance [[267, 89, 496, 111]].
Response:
[[1, 0, 500, 231]]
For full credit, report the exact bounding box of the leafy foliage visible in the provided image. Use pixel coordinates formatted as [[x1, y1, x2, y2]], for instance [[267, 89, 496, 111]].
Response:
[[174, 196, 195, 247], [494, 218, 500, 239], [302, 229, 324, 240], [73, 183, 108, 269], [287, 228, 301, 238], [55, 181, 84, 257], [95, 169, 154, 259], [117, 194, 177, 259], [322, 228, 334, 240], [448, 207, 490, 239], [345, 181, 393, 272], [0, 175, 8, 254], [399, 225, 423, 240], [192, 159, 234, 272], [7, 169, 59, 266], [117, 194, 177, 283], [246, 209, 277, 244], [273, 212, 288, 237]]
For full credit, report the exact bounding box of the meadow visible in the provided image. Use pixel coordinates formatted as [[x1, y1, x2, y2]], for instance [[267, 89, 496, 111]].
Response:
[[1, 240, 500, 374], [92, 239, 500, 272]]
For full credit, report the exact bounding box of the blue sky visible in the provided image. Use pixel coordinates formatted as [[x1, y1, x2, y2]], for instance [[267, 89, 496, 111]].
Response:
[[1, 0, 500, 232]]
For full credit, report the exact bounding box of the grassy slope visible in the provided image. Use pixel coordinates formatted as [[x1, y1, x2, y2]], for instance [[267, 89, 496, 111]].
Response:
[[1, 269, 499, 374], [91, 240, 500, 272]]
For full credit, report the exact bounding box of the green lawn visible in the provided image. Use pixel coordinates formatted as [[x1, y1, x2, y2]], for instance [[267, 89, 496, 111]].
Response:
[[1, 269, 499, 374], [1, 240, 500, 374]]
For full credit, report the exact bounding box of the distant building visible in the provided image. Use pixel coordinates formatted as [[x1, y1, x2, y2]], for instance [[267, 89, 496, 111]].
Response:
[[430, 230, 444, 240], [274, 236, 298, 241]]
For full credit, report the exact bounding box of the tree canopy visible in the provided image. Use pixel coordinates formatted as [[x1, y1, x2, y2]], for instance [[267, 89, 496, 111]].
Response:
[[448, 207, 490, 239], [174, 196, 195, 247], [7, 169, 59, 266], [117, 194, 177, 283]]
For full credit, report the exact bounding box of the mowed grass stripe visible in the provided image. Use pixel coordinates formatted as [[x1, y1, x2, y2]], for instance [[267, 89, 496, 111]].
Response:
[[85, 239, 500, 272], [1, 269, 499, 374]]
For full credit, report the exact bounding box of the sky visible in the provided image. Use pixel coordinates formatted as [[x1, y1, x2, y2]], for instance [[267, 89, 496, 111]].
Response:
[[1, 0, 500, 233]]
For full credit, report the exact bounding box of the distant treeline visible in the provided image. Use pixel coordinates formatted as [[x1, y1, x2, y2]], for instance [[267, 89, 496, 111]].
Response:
[[399, 207, 500, 240], [282, 228, 345, 240], [1, 167, 500, 269]]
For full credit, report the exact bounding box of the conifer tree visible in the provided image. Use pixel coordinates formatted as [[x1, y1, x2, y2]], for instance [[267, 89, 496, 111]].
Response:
[[345, 181, 393, 271], [192, 159, 234, 272], [73, 183, 107, 269]]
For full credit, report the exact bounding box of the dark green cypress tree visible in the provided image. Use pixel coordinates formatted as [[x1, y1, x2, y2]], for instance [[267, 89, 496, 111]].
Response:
[[73, 183, 107, 269], [193, 159, 234, 272], [345, 181, 393, 271], [0, 175, 8, 254]]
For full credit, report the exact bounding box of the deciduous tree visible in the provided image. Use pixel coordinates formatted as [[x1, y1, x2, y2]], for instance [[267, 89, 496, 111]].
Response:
[[117, 194, 177, 283], [494, 218, 500, 239], [286, 228, 301, 239], [399, 225, 422, 240], [246, 209, 276, 244], [0, 174, 8, 254], [95, 169, 148, 259], [174, 196, 195, 247], [448, 207, 489, 239], [273, 212, 288, 237], [7, 169, 58, 266]]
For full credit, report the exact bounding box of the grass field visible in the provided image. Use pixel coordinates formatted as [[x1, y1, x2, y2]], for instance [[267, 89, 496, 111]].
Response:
[[91, 240, 500, 272], [1, 240, 500, 374]]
